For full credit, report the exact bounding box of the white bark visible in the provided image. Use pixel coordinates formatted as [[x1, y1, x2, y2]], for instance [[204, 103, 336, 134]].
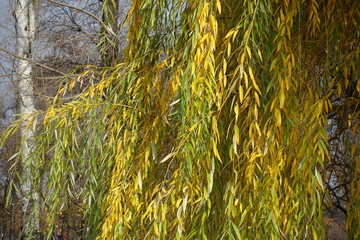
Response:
[[15, 0, 39, 236]]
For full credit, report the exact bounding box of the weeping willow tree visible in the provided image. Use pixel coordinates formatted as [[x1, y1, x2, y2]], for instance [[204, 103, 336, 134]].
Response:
[[1, 0, 359, 239]]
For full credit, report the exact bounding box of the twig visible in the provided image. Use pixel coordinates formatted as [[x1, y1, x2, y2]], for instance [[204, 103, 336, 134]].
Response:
[[46, 0, 103, 26], [47, 0, 118, 38]]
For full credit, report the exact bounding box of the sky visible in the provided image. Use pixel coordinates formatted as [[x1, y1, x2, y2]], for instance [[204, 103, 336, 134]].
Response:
[[0, 0, 16, 121], [0, 0, 13, 191]]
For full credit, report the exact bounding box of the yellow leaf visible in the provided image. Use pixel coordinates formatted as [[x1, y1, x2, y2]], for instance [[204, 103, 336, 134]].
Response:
[[225, 29, 235, 39], [243, 72, 249, 89], [254, 92, 260, 106], [227, 42, 232, 57], [337, 83, 342, 96], [232, 30, 239, 41], [255, 122, 261, 136], [209, 62, 215, 76], [239, 85, 244, 103], [189, 123, 198, 132], [248, 66, 255, 81], [212, 138, 222, 163], [216, 0, 221, 13], [234, 103, 239, 122], [279, 91, 285, 109], [246, 46, 252, 59], [154, 222, 159, 235], [315, 167, 324, 190], [161, 204, 167, 221], [254, 105, 258, 121], [160, 152, 176, 163], [275, 108, 282, 126], [137, 171, 142, 190], [234, 125, 240, 144], [257, 48, 263, 62]]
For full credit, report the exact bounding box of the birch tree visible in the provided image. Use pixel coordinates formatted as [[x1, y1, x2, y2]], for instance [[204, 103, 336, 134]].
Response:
[[14, 0, 39, 237]]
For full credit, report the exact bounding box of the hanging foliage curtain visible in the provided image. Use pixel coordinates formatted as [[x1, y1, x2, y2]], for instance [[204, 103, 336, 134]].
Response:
[[2, 0, 359, 239]]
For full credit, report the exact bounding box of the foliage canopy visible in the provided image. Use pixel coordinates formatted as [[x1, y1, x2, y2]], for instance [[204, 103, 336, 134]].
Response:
[[2, 0, 359, 239]]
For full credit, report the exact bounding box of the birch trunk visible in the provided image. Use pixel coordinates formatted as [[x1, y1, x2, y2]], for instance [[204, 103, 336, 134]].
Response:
[[14, 0, 39, 237]]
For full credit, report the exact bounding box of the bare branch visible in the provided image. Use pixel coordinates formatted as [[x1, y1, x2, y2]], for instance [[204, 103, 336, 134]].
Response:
[[46, 0, 103, 25], [47, 0, 118, 39], [0, 47, 67, 76]]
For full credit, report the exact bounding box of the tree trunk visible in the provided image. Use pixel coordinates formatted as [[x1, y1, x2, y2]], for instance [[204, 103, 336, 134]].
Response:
[[14, 0, 39, 237]]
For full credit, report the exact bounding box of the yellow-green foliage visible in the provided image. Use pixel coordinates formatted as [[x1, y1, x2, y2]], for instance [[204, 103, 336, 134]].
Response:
[[2, 0, 359, 239]]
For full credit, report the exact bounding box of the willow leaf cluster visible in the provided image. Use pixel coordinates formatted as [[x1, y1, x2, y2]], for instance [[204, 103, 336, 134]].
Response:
[[1, 0, 359, 239]]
